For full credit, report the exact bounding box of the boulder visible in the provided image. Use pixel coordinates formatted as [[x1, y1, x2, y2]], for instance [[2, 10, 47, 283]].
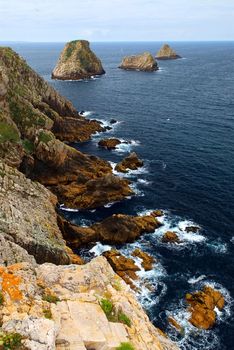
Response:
[[185, 226, 200, 233], [186, 286, 225, 329], [162, 231, 180, 243], [115, 152, 143, 173], [132, 249, 155, 271], [98, 138, 122, 150], [156, 44, 181, 60], [52, 40, 105, 80], [119, 52, 158, 72]]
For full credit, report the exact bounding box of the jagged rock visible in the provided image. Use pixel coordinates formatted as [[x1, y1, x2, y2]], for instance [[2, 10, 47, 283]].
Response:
[[168, 317, 184, 334], [156, 44, 181, 60], [52, 40, 105, 80], [162, 231, 180, 243], [98, 138, 122, 150], [58, 212, 160, 248], [0, 258, 179, 350], [0, 161, 72, 265], [151, 210, 164, 217], [115, 152, 143, 173], [119, 52, 158, 72], [132, 249, 155, 271], [186, 286, 225, 329], [185, 226, 200, 233]]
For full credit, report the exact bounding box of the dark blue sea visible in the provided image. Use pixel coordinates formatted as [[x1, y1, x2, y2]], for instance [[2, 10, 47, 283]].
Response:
[[5, 41, 234, 349]]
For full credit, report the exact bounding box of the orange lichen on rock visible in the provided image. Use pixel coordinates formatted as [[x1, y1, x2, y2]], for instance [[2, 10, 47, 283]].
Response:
[[0, 266, 23, 301]]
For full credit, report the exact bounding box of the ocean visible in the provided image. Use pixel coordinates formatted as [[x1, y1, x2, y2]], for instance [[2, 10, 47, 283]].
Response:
[[6, 41, 234, 349]]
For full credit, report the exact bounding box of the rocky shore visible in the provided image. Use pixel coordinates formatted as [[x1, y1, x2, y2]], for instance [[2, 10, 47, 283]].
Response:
[[0, 47, 180, 349]]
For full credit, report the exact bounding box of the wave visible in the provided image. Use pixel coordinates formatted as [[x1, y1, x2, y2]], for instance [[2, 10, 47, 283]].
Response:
[[59, 204, 79, 213], [114, 139, 140, 153]]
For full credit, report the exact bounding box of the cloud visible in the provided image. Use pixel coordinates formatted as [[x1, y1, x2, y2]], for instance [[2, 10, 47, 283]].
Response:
[[0, 0, 233, 41]]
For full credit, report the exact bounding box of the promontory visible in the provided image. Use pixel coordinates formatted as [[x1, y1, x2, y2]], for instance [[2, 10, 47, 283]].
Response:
[[156, 44, 181, 60], [52, 40, 105, 80], [119, 52, 158, 72]]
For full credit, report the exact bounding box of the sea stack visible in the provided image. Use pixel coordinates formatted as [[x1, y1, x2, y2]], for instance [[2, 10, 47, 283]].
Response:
[[119, 52, 158, 72], [156, 44, 181, 60], [52, 40, 105, 80]]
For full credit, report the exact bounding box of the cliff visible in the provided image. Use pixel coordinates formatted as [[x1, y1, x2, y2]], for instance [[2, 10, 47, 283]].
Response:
[[52, 40, 105, 80], [156, 44, 181, 60], [119, 52, 158, 72]]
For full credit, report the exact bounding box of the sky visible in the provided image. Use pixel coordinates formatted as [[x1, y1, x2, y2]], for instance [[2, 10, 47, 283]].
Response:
[[0, 0, 234, 42]]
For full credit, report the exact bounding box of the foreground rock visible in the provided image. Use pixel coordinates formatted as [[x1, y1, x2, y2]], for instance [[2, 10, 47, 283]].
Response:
[[98, 138, 122, 150], [132, 248, 155, 271], [156, 44, 181, 60], [0, 258, 179, 350], [115, 152, 144, 173], [119, 52, 158, 72], [186, 286, 225, 329], [58, 212, 161, 247], [52, 40, 105, 80], [0, 47, 132, 209]]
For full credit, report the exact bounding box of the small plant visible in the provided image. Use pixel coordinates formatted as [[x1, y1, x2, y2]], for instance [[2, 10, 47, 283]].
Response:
[[38, 131, 53, 144], [100, 298, 114, 319], [118, 312, 131, 327], [112, 279, 122, 291], [22, 139, 35, 154], [0, 332, 22, 349], [0, 292, 4, 305], [0, 122, 20, 144], [43, 309, 52, 319], [42, 293, 60, 304], [116, 342, 135, 350]]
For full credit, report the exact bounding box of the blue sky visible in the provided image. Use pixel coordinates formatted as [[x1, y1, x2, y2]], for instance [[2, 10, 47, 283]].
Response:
[[0, 0, 233, 42]]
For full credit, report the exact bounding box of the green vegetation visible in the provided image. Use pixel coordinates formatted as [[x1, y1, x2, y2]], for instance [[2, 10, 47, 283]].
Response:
[[0, 332, 22, 349], [65, 41, 78, 60], [112, 279, 122, 291], [0, 122, 20, 144], [100, 298, 132, 327], [118, 312, 131, 327], [22, 139, 35, 154], [0, 292, 4, 305], [42, 293, 60, 304], [116, 342, 135, 350], [43, 309, 52, 319], [38, 131, 53, 144]]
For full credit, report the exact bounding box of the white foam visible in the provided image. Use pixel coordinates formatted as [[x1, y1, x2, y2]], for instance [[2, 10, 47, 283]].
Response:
[[115, 139, 140, 153], [137, 178, 151, 186], [188, 275, 206, 284], [89, 242, 112, 256], [59, 204, 79, 213], [82, 111, 94, 117]]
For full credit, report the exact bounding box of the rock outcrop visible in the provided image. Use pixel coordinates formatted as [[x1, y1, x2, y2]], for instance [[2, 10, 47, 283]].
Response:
[[98, 138, 122, 150], [115, 152, 144, 173], [119, 52, 158, 72], [162, 231, 180, 244], [52, 40, 105, 80], [0, 47, 133, 210], [156, 44, 181, 60], [0, 258, 179, 350], [186, 286, 225, 329], [132, 249, 155, 271], [58, 212, 161, 248]]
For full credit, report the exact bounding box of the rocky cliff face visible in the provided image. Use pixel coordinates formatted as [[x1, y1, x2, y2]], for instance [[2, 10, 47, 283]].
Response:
[[52, 40, 105, 80], [0, 258, 179, 350], [119, 52, 158, 72], [0, 47, 132, 210], [156, 44, 181, 60]]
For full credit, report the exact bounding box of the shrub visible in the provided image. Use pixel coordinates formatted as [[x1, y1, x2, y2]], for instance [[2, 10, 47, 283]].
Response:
[[100, 298, 113, 319], [116, 342, 135, 350], [22, 139, 35, 154], [0, 332, 22, 349], [38, 131, 53, 144], [42, 294, 60, 304], [118, 312, 131, 327], [0, 122, 20, 144], [43, 309, 52, 319]]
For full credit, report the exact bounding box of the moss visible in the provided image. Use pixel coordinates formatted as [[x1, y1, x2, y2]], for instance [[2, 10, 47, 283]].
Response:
[[42, 293, 60, 304], [22, 139, 35, 154], [38, 131, 53, 144], [100, 298, 114, 319], [0, 292, 4, 305], [0, 122, 20, 144], [116, 343, 135, 350], [100, 298, 132, 327], [43, 309, 52, 319], [0, 332, 22, 349]]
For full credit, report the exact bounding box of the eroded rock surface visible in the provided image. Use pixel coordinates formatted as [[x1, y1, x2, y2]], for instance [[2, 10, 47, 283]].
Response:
[[115, 152, 144, 173], [0, 258, 179, 350]]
